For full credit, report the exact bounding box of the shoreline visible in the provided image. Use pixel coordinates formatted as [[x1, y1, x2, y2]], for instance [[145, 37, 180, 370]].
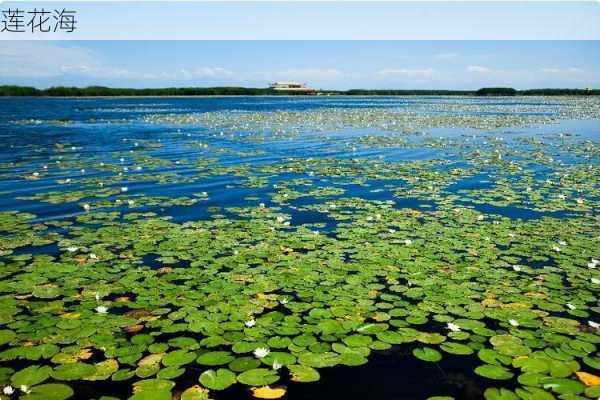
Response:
[[2, 94, 600, 99]]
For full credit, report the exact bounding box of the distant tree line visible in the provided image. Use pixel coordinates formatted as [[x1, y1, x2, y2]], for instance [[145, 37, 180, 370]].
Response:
[[0, 85, 598, 97]]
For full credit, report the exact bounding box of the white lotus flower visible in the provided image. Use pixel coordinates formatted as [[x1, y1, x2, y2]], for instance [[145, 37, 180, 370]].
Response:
[[508, 233, 516, 238], [447, 322, 461, 332], [136, 166, 142, 171], [259, 203, 265, 208], [120, 186, 128, 193], [276, 216, 285, 223], [82, 203, 91, 212], [588, 259, 599, 269], [280, 298, 289, 305], [20, 385, 30, 394], [95, 306, 108, 314], [509, 319, 519, 327], [512, 265, 521, 272], [32, 172, 39, 177], [588, 321, 599, 329], [477, 215, 484, 221], [591, 278, 600, 284], [558, 240, 567, 246], [66, 246, 78, 253], [552, 246, 561, 252], [245, 319, 256, 328], [576, 198, 584, 205], [253, 347, 270, 358], [329, 204, 336, 209], [127, 200, 135, 206], [404, 239, 412, 246], [272, 360, 283, 370], [3, 386, 14, 395], [89, 253, 98, 260], [388, 229, 396, 234]]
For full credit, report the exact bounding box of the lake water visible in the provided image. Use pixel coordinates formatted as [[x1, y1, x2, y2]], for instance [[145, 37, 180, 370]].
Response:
[[0, 96, 598, 400]]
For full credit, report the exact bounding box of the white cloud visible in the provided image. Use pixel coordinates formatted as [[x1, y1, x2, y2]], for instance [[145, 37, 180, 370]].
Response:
[[466, 65, 491, 73], [0, 42, 98, 78], [434, 52, 460, 60], [540, 67, 583, 74], [0, 42, 233, 83], [376, 68, 435, 79]]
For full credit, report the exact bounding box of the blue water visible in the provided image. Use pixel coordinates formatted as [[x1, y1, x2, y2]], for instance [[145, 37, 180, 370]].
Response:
[[0, 96, 597, 226]]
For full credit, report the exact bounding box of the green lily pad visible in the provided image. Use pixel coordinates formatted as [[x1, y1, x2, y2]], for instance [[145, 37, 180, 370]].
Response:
[[198, 368, 236, 390], [196, 351, 235, 366], [11, 365, 52, 387], [288, 364, 320, 382], [474, 364, 514, 380], [52, 363, 97, 381], [22, 383, 74, 400], [440, 342, 474, 355], [236, 368, 279, 386], [413, 347, 442, 362]]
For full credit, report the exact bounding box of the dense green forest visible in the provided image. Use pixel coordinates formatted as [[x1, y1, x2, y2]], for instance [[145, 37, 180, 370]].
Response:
[[0, 85, 598, 97]]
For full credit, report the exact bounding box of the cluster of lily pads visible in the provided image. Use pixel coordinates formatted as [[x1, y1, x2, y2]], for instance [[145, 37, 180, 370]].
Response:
[[0, 96, 598, 400]]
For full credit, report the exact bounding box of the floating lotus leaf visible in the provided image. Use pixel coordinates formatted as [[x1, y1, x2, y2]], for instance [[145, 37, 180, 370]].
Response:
[[483, 388, 519, 400], [297, 352, 341, 368], [539, 377, 585, 395], [261, 352, 296, 366], [162, 350, 196, 367], [478, 349, 511, 366], [0, 330, 15, 346], [440, 342, 474, 356], [129, 378, 175, 400], [413, 347, 442, 362], [236, 368, 279, 386], [514, 386, 556, 400], [199, 368, 236, 390], [85, 359, 119, 381], [288, 364, 320, 383], [229, 357, 261, 372], [512, 357, 549, 374], [196, 351, 235, 366], [112, 369, 135, 382], [475, 365, 514, 380], [11, 365, 52, 387], [180, 385, 211, 400], [21, 383, 74, 400], [342, 334, 373, 347], [52, 363, 97, 381]]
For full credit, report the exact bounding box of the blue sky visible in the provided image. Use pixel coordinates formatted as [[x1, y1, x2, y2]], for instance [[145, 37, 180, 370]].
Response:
[[1, 41, 599, 90]]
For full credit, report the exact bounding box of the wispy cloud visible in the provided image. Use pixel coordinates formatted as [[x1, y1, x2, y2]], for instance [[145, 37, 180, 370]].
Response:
[[434, 52, 460, 60], [540, 67, 583, 74], [0, 42, 234, 83], [376, 68, 435, 79], [466, 65, 491, 73]]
